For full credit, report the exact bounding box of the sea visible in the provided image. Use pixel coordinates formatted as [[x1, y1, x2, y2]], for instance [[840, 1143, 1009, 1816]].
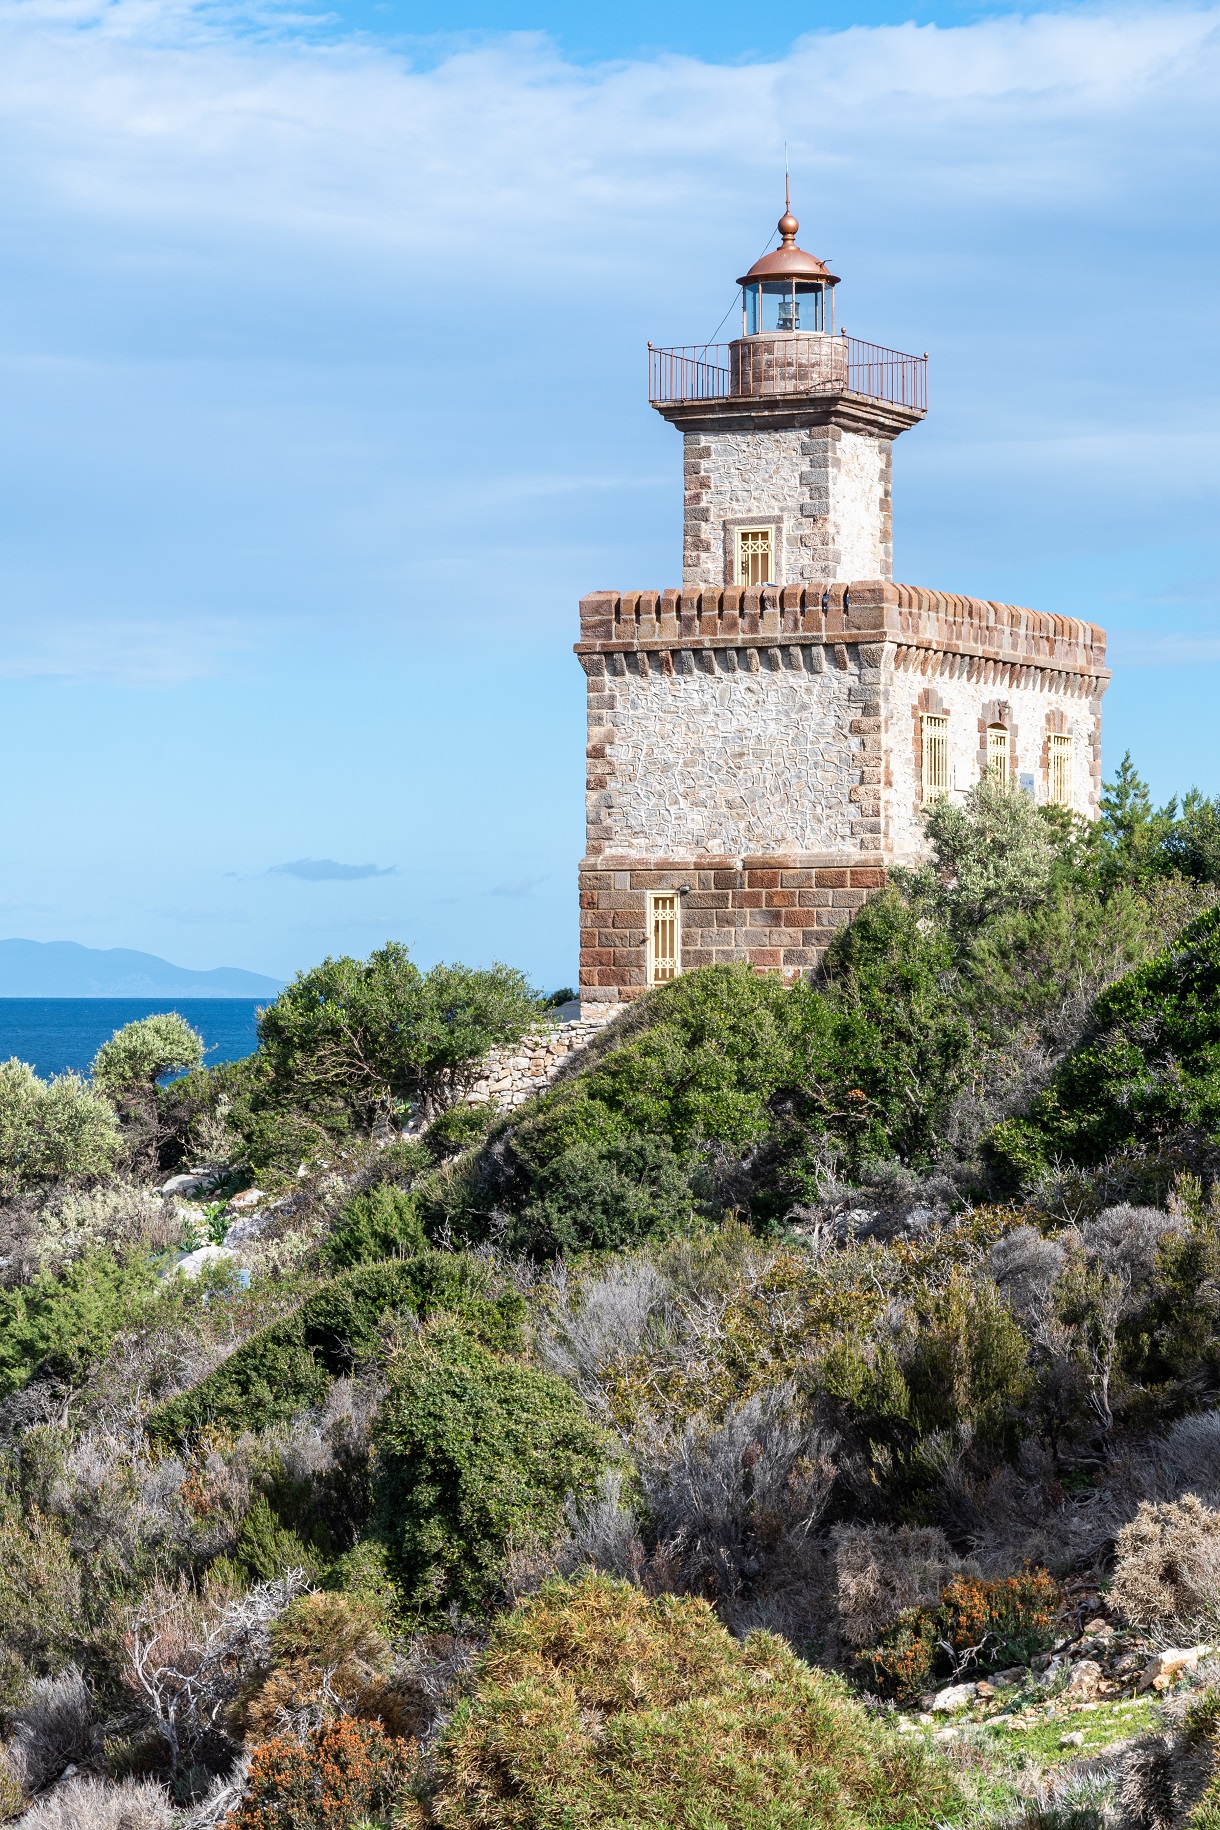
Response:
[[0, 999, 264, 1080]]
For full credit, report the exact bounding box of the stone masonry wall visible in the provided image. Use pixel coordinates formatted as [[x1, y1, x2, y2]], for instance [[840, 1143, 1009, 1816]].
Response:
[[683, 426, 890, 588], [589, 646, 872, 860], [579, 857, 885, 1002], [886, 655, 1105, 860], [575, 580, 1109, 1005], [463, 1011, 615, 1110]]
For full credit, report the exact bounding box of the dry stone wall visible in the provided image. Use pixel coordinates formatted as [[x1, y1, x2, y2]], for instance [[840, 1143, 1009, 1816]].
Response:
[[463, 1010, 616, 1111]]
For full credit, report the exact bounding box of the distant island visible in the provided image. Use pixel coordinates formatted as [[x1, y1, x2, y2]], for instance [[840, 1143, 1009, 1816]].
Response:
[[0, 939, 284, 998]]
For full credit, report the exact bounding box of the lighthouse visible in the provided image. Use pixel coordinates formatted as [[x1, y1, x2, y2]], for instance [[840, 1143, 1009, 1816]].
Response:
[[650, 190, 926, 589], [576, 201, 1109, 1009]]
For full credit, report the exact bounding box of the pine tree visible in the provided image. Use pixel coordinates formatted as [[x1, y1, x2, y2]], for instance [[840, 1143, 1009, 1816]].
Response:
[[1099, 751, 1153, 856]]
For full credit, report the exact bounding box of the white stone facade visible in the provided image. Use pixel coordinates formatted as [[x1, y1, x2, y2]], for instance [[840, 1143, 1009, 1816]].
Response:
[[886, 659, 1102, 860], [683, 425, 891, 587], [576, 581, 1109, 1001], [593, 648, 863, 858]]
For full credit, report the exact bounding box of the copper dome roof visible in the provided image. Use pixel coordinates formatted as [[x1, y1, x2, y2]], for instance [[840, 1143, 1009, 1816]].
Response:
[[737, 203, 839, 288]]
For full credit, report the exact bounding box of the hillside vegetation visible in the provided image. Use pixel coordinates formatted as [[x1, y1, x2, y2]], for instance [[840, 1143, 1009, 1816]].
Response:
[[8, 759, 1220, 1827]]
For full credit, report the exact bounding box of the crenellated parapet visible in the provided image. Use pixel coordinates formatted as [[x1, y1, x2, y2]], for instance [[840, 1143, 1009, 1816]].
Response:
[[576, 581, 1108, 687]]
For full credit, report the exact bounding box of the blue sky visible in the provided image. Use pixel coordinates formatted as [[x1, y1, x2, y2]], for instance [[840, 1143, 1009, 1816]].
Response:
[[0, 0, 1216, 992]]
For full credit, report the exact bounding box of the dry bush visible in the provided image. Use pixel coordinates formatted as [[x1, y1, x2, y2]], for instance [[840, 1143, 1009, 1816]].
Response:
[[12, 1775, 173, 1830], [1150, 1411, 1220, 1507], [556, 1468, 647, 1583], [832, 1522, 977, 1649], [535, 1257, 672, 1408], [225, 1716, 415, 1830], [422, 1570, 963, 1830], [233, 1592, 392, 1742], [1111, 1496, 1220, 1635], [637, 1383, 837, 1619], [385, 1634, 480, 1747], [987, 1226, 1066, 1321], [124, 1572, 307, 1771], [32, 1183, 187, 1273], [3, 1666, 94, 1794], [1078, 1205, 1183, 1294], [45, 1428, 253, 1586]]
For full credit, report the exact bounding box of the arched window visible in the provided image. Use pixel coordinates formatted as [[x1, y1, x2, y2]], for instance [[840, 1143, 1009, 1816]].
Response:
[[986, 725, 1010, 781], [1049, 733, 1074, 806], [921, 713, 949, 805]]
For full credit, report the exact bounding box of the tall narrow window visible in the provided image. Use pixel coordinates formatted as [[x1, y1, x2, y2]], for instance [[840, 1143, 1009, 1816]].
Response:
[[648, 892, 680, 985], [735, 527, 773, 587], [1049, 732, 1074, 806], [921, 713, 949, 805], [986, 725, 1010, 782]]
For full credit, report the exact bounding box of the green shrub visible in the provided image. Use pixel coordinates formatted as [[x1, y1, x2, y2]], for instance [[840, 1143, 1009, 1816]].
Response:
[[511, 1133, 694, 1257], [959, 881, 1152, 1042], [897, 1271, 1030, 1462], [507, 966, 806, 1178], [425, 1571, 964, 1828], [372, 1320, 613, 1619], [988, 906, 1220, 1184], [0, 1059, 122, 1197], [810, 890, 980, 1170], [258, 943, 540, 1128], [858, 1569, 1061, 1700], [327, 1185, 427, 1269], [146, 1254, 525, 1449], [899, 774, 1060, 935], [0, 1504, 82, 1710], [0, 1248, 158, 1399], [90, 1013, 204, 1096], [422, 1104, 494, 1159], [219, 1495, 323, 1587]]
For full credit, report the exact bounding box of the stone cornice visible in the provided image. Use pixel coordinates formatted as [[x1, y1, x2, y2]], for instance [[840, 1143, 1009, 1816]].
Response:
[[576, 580, 1109, 685], [652, 391, 924, 440]]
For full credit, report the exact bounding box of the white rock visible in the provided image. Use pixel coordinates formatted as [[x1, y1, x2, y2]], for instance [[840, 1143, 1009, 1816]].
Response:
[[170, 1245, 236, 1279], [1139, 1647, 1210, 1692], [223, 1212, 272, 1246], [1061, 1731, 1086, 1748], [1064, 1659, 1104, 1696], [227, 1187, 266, 1211], [930, 1683, 977, 1713], [158, 1172, 207, 1196]]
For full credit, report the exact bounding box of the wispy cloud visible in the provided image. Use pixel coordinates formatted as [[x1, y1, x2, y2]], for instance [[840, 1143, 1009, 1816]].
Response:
[[268, 859, 397, 881], [0, 613, 256, 687], [491, 875, 551, 898], [1108, 632, 1220, 667]]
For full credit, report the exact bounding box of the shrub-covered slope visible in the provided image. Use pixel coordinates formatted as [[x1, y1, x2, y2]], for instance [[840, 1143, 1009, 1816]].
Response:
[[8, 762, 1220, 1826]]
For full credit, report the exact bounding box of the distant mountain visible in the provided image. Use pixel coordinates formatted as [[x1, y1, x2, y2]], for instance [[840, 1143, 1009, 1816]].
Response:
[[0, 940, 283, 998]]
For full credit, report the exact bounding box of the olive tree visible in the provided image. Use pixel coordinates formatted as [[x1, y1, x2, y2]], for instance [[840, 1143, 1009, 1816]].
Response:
[[0, 1059, 123, 1198], [90, 1013, 204, 1098]]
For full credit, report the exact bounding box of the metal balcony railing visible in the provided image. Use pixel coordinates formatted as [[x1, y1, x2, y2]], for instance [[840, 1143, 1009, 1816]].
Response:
[[647, 335, 927, 413]]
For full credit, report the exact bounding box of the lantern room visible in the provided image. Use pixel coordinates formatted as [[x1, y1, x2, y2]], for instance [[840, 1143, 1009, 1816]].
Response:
[[738, 195, 839, 337]]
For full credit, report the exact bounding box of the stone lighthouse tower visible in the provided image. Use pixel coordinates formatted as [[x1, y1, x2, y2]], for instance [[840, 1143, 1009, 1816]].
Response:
[[576, 199, 1110, 1009], [654, 188, 924, 590]]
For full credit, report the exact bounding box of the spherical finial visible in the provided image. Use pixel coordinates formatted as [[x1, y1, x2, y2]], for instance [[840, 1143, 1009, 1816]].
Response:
[[778, 209, 798, 244]]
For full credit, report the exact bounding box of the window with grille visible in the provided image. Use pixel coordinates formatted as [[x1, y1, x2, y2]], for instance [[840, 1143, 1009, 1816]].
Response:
[[921, 714, 949, 805], [735, 527, 773, 587], [1049, 733, 1074, 806], [649, 892, 680, 985], [987, 725, 1010, 782]]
